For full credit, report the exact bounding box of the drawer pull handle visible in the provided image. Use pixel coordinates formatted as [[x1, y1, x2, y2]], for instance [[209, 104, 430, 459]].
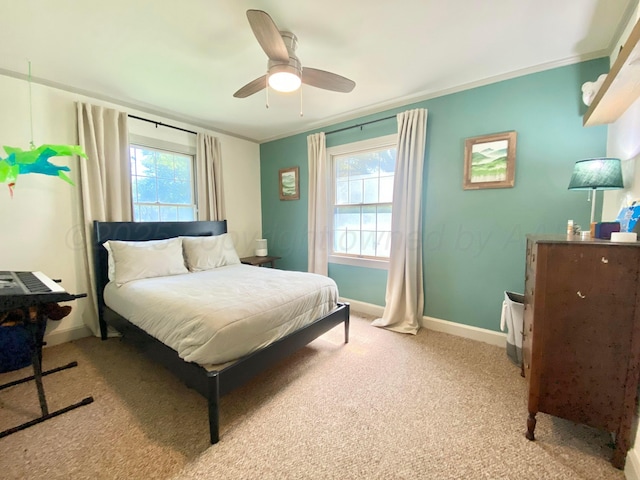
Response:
[[577, 291, 586, 299], [601, 257, 608, 264]]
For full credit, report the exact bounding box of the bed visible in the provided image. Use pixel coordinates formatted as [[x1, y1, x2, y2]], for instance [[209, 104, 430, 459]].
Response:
[[92, 220, 350, 444]]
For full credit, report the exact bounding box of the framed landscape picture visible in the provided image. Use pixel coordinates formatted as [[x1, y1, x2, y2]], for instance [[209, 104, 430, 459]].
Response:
[[279, 166, 300, 200], [463, 131, 517, 190]]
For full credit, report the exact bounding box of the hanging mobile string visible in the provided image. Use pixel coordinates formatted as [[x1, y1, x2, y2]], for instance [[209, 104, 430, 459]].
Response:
[[28, 60, 35, 150]]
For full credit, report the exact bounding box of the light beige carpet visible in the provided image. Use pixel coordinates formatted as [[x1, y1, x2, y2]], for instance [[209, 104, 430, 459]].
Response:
[[0, 313, 626, 479]]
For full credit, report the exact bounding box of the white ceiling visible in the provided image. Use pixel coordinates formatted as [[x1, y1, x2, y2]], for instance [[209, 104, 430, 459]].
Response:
[[0, 0, 635, 143]]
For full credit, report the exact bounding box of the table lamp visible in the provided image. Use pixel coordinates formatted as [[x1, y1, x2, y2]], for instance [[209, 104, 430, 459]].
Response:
[[568, 158, 624, 224], [255, 238, 268, 257]]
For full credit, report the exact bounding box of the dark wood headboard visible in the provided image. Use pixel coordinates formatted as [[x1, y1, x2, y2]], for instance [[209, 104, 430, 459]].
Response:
[[92, 220, 227, 339]]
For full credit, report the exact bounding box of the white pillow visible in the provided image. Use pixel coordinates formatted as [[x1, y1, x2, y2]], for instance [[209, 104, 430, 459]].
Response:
[[103, 242, 116, 281], [104, 237, 188, 285], [182, 234, 241, 272]]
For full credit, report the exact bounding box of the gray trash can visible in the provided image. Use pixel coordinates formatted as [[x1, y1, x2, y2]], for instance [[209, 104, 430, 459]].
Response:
[[500, 291, 524, 367]]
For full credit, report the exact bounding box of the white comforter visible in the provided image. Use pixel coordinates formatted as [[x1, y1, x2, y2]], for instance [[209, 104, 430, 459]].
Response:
[[103, 264, 339, 365]]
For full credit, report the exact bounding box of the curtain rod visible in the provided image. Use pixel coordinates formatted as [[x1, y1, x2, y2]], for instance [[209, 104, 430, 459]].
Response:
[[324, 114, 396, 136], [128, 114, 197, 135]]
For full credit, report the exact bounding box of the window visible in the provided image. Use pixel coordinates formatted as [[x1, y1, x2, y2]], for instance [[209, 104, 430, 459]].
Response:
[[328, 134, 397, 268], [129, 144, 196, 222]]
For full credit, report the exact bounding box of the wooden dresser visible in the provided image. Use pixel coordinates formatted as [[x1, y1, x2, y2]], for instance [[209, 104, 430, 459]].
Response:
[[523, 235, 640, 469]]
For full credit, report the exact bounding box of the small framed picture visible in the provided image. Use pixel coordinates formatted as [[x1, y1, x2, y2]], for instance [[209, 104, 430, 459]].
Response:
[[279, 167, 299, 200], [463, 131, 517, 190]]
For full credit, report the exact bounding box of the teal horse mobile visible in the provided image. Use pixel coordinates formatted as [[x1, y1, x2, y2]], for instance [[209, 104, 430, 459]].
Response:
[[0, 144, 87, 196]]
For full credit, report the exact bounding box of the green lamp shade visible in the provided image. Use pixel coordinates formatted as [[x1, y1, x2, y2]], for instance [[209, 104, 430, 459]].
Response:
[[568, 158, 624, 190]]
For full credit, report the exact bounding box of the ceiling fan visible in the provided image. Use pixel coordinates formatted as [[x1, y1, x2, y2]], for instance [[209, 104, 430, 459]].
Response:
[[233, 9, 356, 98]]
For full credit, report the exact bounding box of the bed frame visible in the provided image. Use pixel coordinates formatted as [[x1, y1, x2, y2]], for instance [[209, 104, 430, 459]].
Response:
[[92, 220, 350, 444]]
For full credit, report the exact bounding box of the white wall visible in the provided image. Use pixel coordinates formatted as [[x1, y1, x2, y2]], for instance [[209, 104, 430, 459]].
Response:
[[602, 97, 640, 220], [602, 7, 640, 221], [597, 7, 640, 480], [0, 74, 261, 346]]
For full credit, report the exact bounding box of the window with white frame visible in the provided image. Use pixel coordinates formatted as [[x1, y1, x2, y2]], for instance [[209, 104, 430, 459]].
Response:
[[129, 143, 197, 222], [328, 134, 397, 268]]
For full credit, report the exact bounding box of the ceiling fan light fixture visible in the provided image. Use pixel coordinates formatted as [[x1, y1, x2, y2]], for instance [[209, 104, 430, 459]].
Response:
[[233, 10, 355, 99], [268, 65, 301, 92]]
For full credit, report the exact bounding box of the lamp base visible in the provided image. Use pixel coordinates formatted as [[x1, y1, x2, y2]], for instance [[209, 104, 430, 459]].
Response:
[[255, 239, 267, 257]]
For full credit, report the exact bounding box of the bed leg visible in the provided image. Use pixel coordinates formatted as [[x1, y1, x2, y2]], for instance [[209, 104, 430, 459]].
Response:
[[344, 303, 350, 344], [344, 317, 350, 343], [98, 315, 108, 341], [207, 373, 220, 444], [99, 319, 108, 340]]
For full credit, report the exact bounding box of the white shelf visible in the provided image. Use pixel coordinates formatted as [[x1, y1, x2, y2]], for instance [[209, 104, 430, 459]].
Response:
[[584, 18, 640, 126]]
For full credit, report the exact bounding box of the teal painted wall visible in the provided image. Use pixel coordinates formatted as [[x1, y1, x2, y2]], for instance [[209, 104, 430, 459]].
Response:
[[260, 59, 609, 332]]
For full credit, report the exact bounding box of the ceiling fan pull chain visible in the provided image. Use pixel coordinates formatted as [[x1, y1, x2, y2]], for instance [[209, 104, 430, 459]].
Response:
[[265, 75, 269, 109], [299, 85, 303, 117]]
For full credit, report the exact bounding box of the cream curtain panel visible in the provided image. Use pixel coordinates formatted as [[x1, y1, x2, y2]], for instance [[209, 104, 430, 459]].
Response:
[[76, 102, 130, 336], [307, 132, 329, 276], [372, 108, 428, 334], [196, 133, 226, 221]]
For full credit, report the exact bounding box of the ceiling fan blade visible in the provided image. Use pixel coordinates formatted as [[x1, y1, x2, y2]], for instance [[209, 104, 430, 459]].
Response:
[[246, 10, 289, 63], [233, 75, 267, 98], [302, 68, 355, 93]]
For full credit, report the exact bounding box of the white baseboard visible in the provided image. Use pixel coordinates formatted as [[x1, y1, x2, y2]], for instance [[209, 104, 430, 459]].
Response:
[[341, 298, 385, 317], [626, 448, 640, 480], [422, 315, 506, 347], [341, 297, 506, 348], [44, 324, 93, 348]]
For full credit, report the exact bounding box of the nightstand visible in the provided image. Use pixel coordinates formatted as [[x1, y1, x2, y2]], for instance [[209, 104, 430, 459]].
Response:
[[240, 255, 281, 268]]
